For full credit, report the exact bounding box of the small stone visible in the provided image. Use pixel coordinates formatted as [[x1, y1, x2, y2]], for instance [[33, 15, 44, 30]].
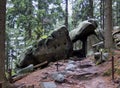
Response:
[[68, 60, 75, 64], [94, 52, 109, 62], [51, 72, 65, 83], [65, 64, 76, 71], [103, 53, 109, 60], [59, 71, 67, 75], [40, 82, 57, 88]]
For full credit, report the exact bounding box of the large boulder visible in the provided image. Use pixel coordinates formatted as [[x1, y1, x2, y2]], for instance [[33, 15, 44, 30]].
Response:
[[17, 26, 73, 68], [69, 19, 98, 42], [33, 26, 73, 63]]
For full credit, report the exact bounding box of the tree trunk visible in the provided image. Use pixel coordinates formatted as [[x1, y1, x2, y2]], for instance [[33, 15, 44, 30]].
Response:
[[27, 0, 33, 39], [87, 0, 94, 53], [65, 0, 68, 29], [104, 0, 113, 49], [100, 0, 105, 30], [89, 0, 93, 18], [0, 0, 7, 87]]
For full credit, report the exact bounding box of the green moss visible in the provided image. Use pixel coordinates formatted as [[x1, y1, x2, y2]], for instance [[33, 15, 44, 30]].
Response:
[[103, 68, 112, 76], [41, 35, 48, 39], [5, 70, 16, 79], [96, 61, 101, 65], [95, 59, 104, 65]]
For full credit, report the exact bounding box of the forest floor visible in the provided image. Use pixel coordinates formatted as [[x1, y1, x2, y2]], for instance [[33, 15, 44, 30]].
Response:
[[13, 50, 120, 88]]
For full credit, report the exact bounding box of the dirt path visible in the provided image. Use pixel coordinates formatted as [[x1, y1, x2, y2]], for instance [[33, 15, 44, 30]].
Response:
[[14, 56, 119, 88]]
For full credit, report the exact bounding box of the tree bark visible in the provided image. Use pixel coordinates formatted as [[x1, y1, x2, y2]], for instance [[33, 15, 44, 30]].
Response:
[[0, 0, 7, 87], [89, 0, 93, 18], [100, 0, 105, 30], [104, 0, 113, 49], [65, 0, 68, 29]]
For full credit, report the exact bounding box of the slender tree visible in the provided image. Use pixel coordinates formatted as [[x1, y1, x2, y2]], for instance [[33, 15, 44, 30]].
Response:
[[104, 0, 113, 49], [65, 0, 68, 29], [100, 0, 105, 29], [0, 0, 7, 87], [87, 0, 94, 52], [89, 0, 93, 18]]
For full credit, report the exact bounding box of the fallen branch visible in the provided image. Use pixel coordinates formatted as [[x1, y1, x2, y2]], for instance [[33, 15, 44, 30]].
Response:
[[33, 61, 48, 69]]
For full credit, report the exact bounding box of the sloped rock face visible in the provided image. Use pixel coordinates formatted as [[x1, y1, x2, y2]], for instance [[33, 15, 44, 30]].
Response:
[[34, 26, 73, 63], [18, 26, 73, 68]]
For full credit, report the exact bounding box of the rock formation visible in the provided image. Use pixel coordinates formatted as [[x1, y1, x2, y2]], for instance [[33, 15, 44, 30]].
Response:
[[17, 19, 98, 68], [17, 26, 73, 68]]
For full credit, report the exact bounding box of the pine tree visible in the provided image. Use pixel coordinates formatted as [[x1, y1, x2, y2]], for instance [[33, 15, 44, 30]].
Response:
[[104, 0, 113, 49]]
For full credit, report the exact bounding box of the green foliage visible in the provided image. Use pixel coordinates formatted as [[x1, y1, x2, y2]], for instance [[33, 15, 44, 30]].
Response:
[[37, 0, 64, 31], [6, 0, 65, 73], [72, 0, 89, 27]]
